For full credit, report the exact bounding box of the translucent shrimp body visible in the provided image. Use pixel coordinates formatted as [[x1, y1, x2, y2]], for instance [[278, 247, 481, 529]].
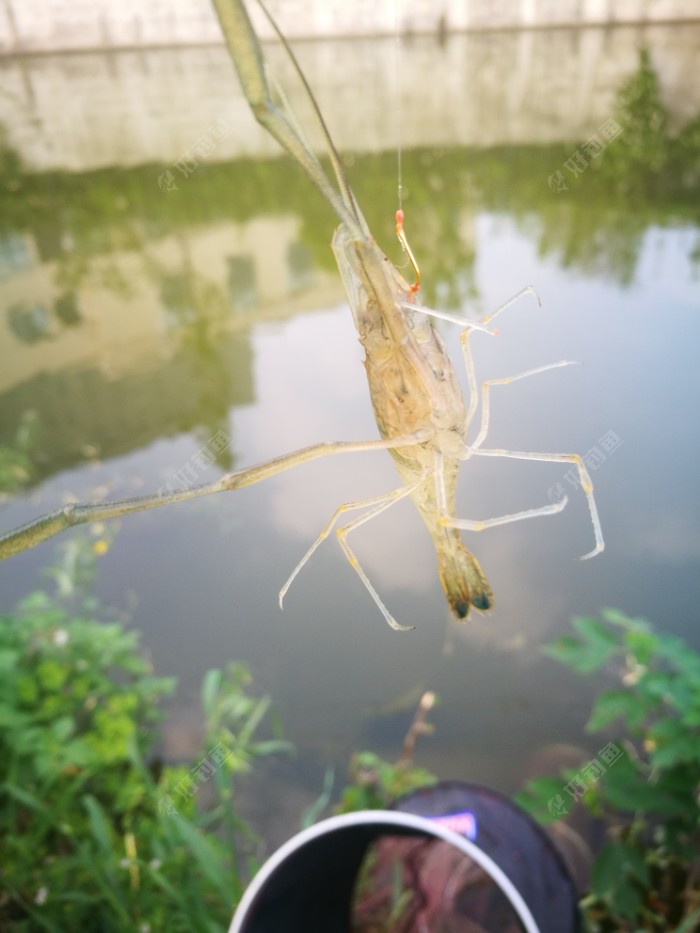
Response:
[[332, 226, 492, 618]]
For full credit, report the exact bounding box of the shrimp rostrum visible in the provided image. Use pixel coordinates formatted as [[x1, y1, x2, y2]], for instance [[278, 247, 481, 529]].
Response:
[[0, 0, 604, 631]]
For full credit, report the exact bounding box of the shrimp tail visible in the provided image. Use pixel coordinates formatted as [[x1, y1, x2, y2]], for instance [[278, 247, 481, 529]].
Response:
[[437, 535, 493, 620]]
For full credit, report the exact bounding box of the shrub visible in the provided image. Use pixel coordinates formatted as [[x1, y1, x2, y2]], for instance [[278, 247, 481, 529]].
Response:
[[518, 610, 700, 931], [0, 539, 289, 931]]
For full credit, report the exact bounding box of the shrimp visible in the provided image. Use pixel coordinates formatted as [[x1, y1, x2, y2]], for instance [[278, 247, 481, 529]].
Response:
[[0, 0, 604, 631]]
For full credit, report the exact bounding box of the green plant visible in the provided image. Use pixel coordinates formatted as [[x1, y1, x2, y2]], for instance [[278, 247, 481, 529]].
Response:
[[337, 750, 437, 814], [517, 610, 700, 931], [197, 664, 292, 902], [338, 692, 438, 813], [0, 537, 289, 931]]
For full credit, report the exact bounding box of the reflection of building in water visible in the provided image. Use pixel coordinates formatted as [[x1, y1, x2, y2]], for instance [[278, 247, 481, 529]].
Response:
[[0, 215, 343, 477]]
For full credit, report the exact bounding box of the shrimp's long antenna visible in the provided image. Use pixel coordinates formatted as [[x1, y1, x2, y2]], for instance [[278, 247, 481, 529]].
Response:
[[212, 0, 365, 235], [255, 0, 366, 234]]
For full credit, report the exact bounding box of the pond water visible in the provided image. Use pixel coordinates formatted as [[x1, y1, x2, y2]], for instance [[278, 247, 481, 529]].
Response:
[[1, 22, 699, 849]]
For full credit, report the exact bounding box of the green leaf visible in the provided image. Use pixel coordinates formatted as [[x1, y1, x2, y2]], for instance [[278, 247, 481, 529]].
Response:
[[83, 795, 113, 856], [238, 695, 271, 747], [545, 616, 617, 673], [614, 881, 643, 921], [201, 668, 223, 722], [587, 689, 650, 732], [0, 648, 19, 672], [600, 607, 641, 629], [571, 615, 617, 646], [655, 633, 700, 679], [514, 776, 571, 823], [61, 737, 98, 770], [623, 628, 660, 666], [590, 841, 624, 893], [170, 815, 232, 903], [600, 753, 689, 817], [17, 590, 53, 614], [591, 841, 647, 918], [0, 706, 32, 729], [146, 863, 188, 905], [596, 753, 654, 811], [683, 706, 700, 726], [73, 838, 130, 920], [50, 715, 75, 741], [649, 718, 700, 768], [301, 766, 335, 828], [639, 671, 694, 712], [3, 782, 52, 815]]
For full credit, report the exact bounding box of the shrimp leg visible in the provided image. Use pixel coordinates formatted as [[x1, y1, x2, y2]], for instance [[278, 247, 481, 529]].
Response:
[[280, 472, 428, 631], [0, 432, 430, 561], [470, 361, 578, 450], [462, 448, 604, 559], [433, 450, 568, 533], [336, 493, 423, 633], [448, 290, 604, 559], [433, 444, 601, 559]]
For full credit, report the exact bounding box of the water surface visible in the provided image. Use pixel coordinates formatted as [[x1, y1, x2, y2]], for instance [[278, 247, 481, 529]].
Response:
[[1, 24, 699, 848]]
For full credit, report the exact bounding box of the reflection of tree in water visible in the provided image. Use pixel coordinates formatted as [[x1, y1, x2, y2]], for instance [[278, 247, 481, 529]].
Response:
[[8, 303, 52, 344], [522, 49, 700, 286], [145, 241, 237, 473], [339, 51, 698, 292], [54, 291, 81, 327], [0, 46, 698, 312], [8, 292, 82, 345], [0, 49, 697, 489], [0, 326, 248, 484], [0, 199, 247, 481], [604, 49, 669, 180], [162, 282, 236, 473]]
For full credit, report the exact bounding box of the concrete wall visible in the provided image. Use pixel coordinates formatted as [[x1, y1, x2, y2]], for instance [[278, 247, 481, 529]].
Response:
[[0, 0, 698, 54], [1, 24, 698, 173]]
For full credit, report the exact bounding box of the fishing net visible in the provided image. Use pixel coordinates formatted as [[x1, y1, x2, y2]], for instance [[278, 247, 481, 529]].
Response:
[[230, 781, 581, 933]]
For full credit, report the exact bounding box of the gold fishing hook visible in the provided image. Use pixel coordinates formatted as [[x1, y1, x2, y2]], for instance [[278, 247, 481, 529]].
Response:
[[395, 209, 420, 297]]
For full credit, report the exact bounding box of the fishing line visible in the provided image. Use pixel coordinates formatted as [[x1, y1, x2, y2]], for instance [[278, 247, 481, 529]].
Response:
[[394, 0, 403, 212], [393, 0, 420, 295]]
